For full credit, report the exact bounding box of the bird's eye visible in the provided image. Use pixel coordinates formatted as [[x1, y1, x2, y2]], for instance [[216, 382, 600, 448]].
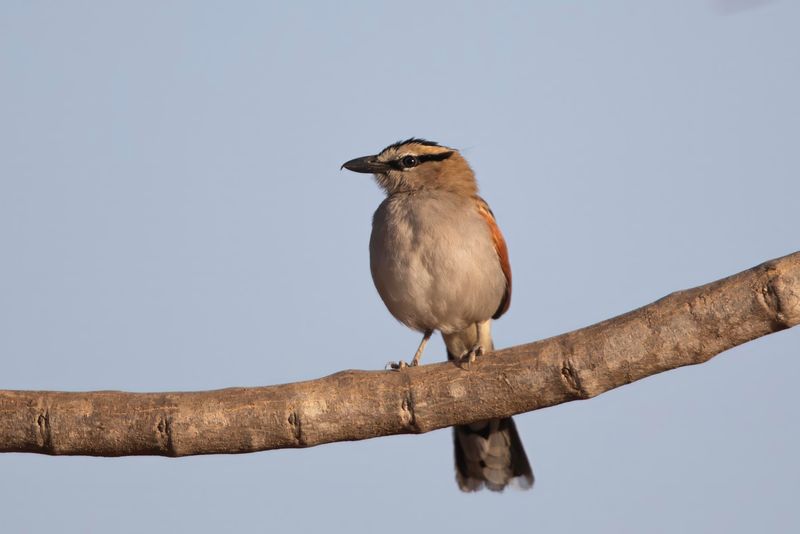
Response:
[[401, 155, 418, 168]]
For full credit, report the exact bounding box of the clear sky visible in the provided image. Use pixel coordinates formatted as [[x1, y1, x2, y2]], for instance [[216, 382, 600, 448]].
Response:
[[1, 2, 798, 533]]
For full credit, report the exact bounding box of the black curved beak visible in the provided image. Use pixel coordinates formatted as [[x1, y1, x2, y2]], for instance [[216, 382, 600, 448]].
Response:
[[341, 155, 391, 174]]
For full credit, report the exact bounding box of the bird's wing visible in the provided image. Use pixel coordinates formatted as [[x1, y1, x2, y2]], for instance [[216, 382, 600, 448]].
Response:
[[474, 196, 512, 319]]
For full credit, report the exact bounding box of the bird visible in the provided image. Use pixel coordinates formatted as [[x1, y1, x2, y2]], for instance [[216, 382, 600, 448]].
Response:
[[341, 138, 534, 492]]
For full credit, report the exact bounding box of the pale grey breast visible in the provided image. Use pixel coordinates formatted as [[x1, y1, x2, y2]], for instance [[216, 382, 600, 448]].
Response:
[[369, 191, 506, 334]]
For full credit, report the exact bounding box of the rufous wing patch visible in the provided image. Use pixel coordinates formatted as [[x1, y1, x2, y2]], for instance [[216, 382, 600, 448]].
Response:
[[475, 196, 512, 319]]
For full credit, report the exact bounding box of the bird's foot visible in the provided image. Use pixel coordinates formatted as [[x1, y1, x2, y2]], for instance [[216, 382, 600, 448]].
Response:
[[385, 360, 418, 371], [459, 345, 484, 369]]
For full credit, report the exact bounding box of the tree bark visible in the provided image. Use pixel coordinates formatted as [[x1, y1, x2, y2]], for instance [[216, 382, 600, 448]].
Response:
[[1, 252, 798, 457]]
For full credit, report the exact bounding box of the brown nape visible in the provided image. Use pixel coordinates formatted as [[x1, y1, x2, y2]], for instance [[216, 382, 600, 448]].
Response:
[[426, 152, 478, 196]]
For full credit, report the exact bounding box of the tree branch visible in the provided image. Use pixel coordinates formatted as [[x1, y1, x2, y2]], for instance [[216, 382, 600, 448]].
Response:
[[1, 252, 799, 457]]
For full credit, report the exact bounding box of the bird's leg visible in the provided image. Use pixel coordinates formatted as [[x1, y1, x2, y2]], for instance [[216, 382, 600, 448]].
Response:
[[410, 329, 433, 366], [388, 329, 433, 370]]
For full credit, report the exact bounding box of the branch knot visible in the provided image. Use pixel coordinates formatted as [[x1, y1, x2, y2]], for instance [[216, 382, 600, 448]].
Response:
[[561, 360, 589, 399]]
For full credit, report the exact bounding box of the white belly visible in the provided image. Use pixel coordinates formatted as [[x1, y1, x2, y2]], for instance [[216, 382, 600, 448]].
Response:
[[369, 192, 506, 334]]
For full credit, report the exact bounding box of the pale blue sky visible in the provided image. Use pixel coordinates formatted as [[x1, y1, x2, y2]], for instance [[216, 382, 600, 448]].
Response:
[[1, 2, 798, 533]]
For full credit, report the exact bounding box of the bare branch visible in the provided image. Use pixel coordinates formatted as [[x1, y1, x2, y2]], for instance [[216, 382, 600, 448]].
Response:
[[1, 252, 798, 457]]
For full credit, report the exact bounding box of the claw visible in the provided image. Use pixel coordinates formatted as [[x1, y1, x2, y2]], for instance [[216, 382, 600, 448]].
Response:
[[460, 345, 484, 369], [387, 330, 433, 371]]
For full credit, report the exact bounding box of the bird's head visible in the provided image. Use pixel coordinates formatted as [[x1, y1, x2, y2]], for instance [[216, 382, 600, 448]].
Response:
[[341, 138, 477, 196]]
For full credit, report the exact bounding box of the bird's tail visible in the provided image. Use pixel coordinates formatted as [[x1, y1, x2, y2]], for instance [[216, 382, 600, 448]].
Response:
[[443, 322, 534, 492]]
